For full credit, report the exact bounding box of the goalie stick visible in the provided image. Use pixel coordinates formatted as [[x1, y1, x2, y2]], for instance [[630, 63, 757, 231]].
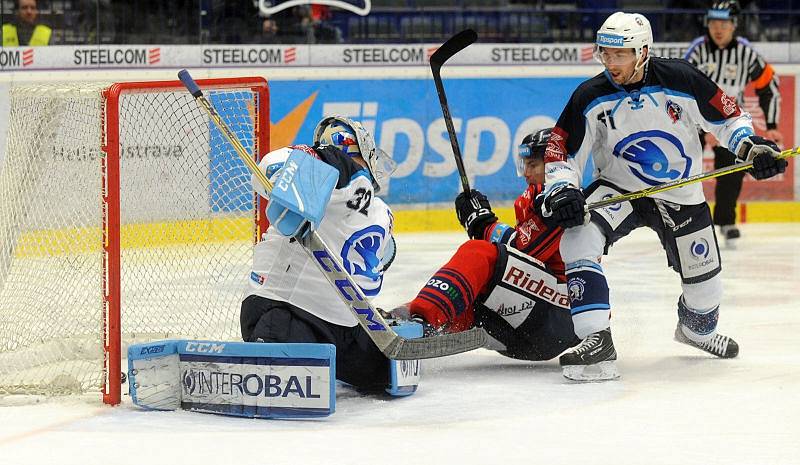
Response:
[[586, 146, 800, 211], [178, 69, 486, 360], [430, 28, 478, 194]]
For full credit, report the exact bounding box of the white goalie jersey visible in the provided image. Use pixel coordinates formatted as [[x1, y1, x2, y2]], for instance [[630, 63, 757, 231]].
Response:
[[246, 145, 395, 327]]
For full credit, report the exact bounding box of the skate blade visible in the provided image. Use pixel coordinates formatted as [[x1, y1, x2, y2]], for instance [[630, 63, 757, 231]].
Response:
[[562, 361, 620, 382]]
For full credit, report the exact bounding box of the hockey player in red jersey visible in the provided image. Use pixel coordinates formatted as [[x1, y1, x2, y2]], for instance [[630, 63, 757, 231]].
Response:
[[392, 128, 579, 361]]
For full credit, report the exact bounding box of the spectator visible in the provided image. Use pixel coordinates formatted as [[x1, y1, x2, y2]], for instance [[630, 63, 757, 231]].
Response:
[[209, 0, 261, 44], [311, 4, 343, 43], [271, 5, 316, 44], [2, 0, 51, 47]]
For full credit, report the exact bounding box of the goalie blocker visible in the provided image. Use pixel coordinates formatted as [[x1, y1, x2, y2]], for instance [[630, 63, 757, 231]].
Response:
[[128, 323, 422, 419]]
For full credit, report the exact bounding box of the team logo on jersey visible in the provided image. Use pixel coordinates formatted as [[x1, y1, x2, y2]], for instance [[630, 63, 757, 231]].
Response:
[[341, 225, 386, 296], [545, 128, 567, 162], [710, 88, 741, 118], [612, 130, 692, 186], [666, 100, 683, 124], [516, 218, 539, 247], [568, 277, 586, 303], [690, 238, 710, 260]]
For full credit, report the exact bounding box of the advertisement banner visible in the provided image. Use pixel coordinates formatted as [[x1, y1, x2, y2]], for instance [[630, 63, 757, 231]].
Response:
[[267, 77, 583, 206], [2, 42, 800, 71]]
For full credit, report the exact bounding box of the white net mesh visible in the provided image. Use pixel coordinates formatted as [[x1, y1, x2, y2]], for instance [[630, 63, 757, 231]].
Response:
[[0, 80, 266, 398]]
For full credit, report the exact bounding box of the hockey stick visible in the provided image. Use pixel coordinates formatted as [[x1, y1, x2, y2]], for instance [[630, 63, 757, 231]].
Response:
[[430, 29, 478, 193], [586, 146, 800, 211], [178, 70, 486, 359]]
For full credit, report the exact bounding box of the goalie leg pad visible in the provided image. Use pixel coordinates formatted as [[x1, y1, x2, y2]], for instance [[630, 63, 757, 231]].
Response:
[[128, 340, 336, 419], [386, 321, 423, 397]]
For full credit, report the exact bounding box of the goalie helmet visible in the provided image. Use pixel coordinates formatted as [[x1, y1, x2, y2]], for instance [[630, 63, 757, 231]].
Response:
[[594, 12, 652, 75], [313, 116, 396, 193], [515, 127, 551, 177], [705, 0, 740, 25]]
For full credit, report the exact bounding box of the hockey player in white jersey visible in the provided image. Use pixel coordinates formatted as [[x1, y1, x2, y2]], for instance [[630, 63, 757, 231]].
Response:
[[542, 12, 787, 381], [241, 116, 400, 392]]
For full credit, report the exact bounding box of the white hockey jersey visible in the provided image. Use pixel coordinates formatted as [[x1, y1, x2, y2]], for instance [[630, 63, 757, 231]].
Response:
[[246, 145, 395, 327], [545, 57, 755, 205]]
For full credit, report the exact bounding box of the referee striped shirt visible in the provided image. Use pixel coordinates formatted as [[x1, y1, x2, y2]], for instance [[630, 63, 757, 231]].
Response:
[[684, 35, 780, 129]]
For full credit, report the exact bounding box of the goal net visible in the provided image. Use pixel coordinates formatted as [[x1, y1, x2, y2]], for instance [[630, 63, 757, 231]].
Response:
[[0, 77, 269, 404]]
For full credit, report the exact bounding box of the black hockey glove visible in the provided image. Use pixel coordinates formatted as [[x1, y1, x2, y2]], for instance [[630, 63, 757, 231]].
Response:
[[455, 189, 498, 239], [543, 186, 587, 229], [737, 135, 787, 180]]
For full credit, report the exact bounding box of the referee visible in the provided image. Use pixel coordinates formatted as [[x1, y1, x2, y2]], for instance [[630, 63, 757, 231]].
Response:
[[684, 0, 782, 248]]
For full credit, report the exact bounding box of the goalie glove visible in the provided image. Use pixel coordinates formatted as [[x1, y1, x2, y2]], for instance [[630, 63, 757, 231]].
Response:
[[455, 189, 498, 239], [736, 135, 787, 180]]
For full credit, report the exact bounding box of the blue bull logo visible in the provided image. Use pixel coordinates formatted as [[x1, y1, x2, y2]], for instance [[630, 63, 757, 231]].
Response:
[[613, 130, 692, 186], [341, 225, 385, 297]]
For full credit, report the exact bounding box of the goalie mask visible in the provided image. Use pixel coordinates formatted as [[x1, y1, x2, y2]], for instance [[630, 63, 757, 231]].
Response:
[[594, 12, 652, 83], [516, 127, 551, 177], [313, 116, 397, 193]]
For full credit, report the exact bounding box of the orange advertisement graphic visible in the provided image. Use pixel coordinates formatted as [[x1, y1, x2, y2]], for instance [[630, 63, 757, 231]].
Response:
[[702, 75, 795, 201]]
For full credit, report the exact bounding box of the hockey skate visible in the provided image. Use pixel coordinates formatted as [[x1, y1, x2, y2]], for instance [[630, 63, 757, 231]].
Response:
[[559, 328, 620, 381], [720, 225, 740, 249], [674, 323, 739, 358]]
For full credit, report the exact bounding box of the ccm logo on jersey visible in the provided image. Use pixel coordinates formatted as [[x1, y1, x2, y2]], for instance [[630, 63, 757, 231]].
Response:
[[503, 265, 569, 307], [184, 342, 226, 353]]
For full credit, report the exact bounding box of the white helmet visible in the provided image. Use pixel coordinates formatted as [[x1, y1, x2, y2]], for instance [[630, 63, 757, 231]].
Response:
[[312, 115, 396, 193], [594, 12, 652, 78]]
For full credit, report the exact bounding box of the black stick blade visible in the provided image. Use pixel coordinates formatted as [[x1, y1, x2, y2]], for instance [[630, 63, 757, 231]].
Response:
[[430, 29, 478, 69]]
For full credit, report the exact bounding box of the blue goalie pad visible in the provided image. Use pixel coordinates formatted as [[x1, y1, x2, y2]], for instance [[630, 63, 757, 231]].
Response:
[[386, 321, 423, 396], [128, 340, 336, 419], [267, 148, 339, 237]]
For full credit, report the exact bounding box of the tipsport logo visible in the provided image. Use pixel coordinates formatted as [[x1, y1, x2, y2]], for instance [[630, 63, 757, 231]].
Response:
[[613, 130, 692, 186], [597, 33, 625, 47]]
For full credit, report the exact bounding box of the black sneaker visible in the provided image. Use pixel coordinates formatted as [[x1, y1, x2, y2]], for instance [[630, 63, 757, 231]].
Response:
[[720, 225, 740, 249], [674, 324, 739, 358], [559, 328, 619, 381]]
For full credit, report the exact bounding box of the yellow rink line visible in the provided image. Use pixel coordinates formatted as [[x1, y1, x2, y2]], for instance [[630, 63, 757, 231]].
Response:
[[13, 217, 253, 257], [11, 201, 800, 257]]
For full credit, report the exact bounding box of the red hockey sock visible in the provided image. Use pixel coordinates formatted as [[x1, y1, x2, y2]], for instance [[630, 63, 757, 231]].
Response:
[[409, 240, 498, 332]]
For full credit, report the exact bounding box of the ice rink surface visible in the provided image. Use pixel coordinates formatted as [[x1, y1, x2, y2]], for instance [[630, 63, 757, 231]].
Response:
[[1, 224, 798, 465]]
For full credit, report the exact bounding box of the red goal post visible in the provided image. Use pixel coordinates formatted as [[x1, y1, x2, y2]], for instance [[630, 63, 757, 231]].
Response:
[[0, 77, 270, 405]]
